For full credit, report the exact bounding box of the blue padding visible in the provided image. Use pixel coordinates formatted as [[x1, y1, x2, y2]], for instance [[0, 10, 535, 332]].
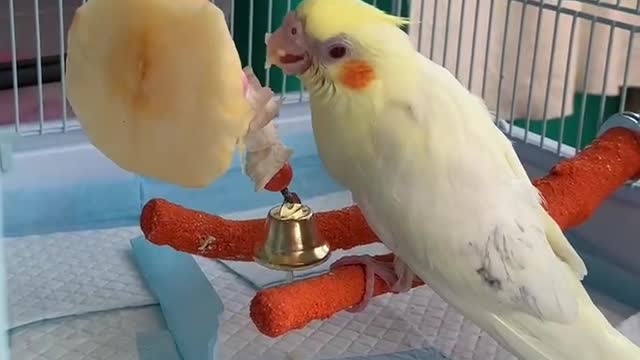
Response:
[[140, 156, 342, 216], [578, 248, 640, 310], [1, 113, 343, 237], [136, 331, 183, 360], [130, 236, 224, 360], [4, 180, 142, 236], [3, 154, 342, 237], [341, 348, 448, 359], [0, 176, 9, 360]]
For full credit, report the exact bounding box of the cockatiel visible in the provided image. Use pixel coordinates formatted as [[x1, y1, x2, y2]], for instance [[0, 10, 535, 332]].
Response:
[[265, 1, 640, 359]]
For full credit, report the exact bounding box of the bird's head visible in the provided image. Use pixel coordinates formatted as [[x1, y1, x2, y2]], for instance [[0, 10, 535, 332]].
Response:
[[266, 0, 412, 96]]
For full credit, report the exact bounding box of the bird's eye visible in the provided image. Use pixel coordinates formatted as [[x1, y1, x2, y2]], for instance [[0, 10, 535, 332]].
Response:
[[328, 45, 347, 59], [291, 27, 298, 36]]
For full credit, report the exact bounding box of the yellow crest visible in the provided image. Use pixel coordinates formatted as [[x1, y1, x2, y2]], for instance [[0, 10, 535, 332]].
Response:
[[296, 0, 409, 41]]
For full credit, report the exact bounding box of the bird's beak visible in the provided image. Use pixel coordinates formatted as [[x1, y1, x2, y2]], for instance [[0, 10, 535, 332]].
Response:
[[266, 16, 311, 75]]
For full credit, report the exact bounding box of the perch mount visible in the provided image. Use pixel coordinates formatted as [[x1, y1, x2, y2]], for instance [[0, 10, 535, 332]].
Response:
[[598, 112, 640, 137]]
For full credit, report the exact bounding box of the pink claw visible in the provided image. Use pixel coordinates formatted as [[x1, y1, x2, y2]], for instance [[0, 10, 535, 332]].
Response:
[[330, 255, 414, 313]]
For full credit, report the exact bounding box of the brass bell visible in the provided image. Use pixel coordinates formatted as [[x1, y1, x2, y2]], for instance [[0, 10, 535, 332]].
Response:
[[254, 200, 331, 271]]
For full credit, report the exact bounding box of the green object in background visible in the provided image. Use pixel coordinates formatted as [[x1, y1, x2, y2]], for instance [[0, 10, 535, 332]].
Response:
[[512, 94, 621, 150], [232, 0, 411, 95]]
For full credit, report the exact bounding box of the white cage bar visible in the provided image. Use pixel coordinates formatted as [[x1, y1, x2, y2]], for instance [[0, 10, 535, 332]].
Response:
[[1, 0, 638, 155], [409, 0, 640, 158]]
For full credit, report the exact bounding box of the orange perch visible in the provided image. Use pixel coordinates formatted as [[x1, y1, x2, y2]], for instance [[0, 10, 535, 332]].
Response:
[[533, 127, 640, 229], [140, 199, 379, 260], [249, 127, 640, 337], [139, 126, 640, 337], [250, 254, 426, 337]]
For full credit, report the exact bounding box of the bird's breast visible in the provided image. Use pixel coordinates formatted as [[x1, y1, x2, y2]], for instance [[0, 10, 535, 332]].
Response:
[[310, 107, 376, 187]]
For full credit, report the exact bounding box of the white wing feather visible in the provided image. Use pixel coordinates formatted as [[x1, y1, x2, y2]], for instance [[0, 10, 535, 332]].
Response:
[[367, 58, 583, 324], [468, 211, 579, 323], [499, 134, 588, 279]]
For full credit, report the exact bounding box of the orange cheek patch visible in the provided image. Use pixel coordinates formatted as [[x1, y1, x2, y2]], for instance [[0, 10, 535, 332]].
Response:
[[339, 60, 376, 90]]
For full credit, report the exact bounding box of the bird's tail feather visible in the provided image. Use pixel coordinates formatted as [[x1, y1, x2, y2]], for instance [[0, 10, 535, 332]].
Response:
[[490, 301, 640, 360]]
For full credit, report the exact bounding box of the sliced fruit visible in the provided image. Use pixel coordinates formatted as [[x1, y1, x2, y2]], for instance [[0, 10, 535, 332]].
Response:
[[65, 0, 254, 187]]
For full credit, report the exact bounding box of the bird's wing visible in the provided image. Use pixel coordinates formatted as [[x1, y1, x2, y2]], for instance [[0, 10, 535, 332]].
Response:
[[372, 78, 580, 324], [499, 135, 587, 279], [464, 212, 580, 324]]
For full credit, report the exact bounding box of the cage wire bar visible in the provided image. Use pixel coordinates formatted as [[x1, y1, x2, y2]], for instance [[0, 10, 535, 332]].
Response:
[[0, 0, 405, 137], [1, 0, 638, 160], [410, 0, 640, 158]]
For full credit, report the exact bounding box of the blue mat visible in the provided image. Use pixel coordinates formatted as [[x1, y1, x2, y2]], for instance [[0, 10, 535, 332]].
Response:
[[342, 348, 448, 359], [131, 236, 224, 360], [136, 331, 182, 360]]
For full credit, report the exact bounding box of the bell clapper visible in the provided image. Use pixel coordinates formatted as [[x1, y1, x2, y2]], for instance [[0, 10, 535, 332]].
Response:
[[280, 187, 301, 204], [286, 270, 295, 283]]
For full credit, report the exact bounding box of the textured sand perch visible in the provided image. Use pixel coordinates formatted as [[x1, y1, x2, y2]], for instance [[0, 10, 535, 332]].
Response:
[[533, 126, 640, 229], [140, 126, 640, 337], [140, 199, 379, 260]]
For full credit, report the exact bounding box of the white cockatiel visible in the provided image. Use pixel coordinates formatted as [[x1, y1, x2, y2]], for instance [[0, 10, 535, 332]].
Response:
[[265, 0, 640, 359]]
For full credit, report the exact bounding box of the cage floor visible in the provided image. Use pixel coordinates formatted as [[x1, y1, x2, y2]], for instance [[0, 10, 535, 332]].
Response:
[[5, 224, 637, 360]]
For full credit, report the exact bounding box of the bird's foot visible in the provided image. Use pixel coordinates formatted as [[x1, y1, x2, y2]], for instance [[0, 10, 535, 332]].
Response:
[[330, 255, 414, 313], [390, 256, 415, 294]]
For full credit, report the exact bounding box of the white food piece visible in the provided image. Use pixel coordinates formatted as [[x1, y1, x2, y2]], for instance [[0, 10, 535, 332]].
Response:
[[240, 67, 293, 191], [66, 0, 254, 187]]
